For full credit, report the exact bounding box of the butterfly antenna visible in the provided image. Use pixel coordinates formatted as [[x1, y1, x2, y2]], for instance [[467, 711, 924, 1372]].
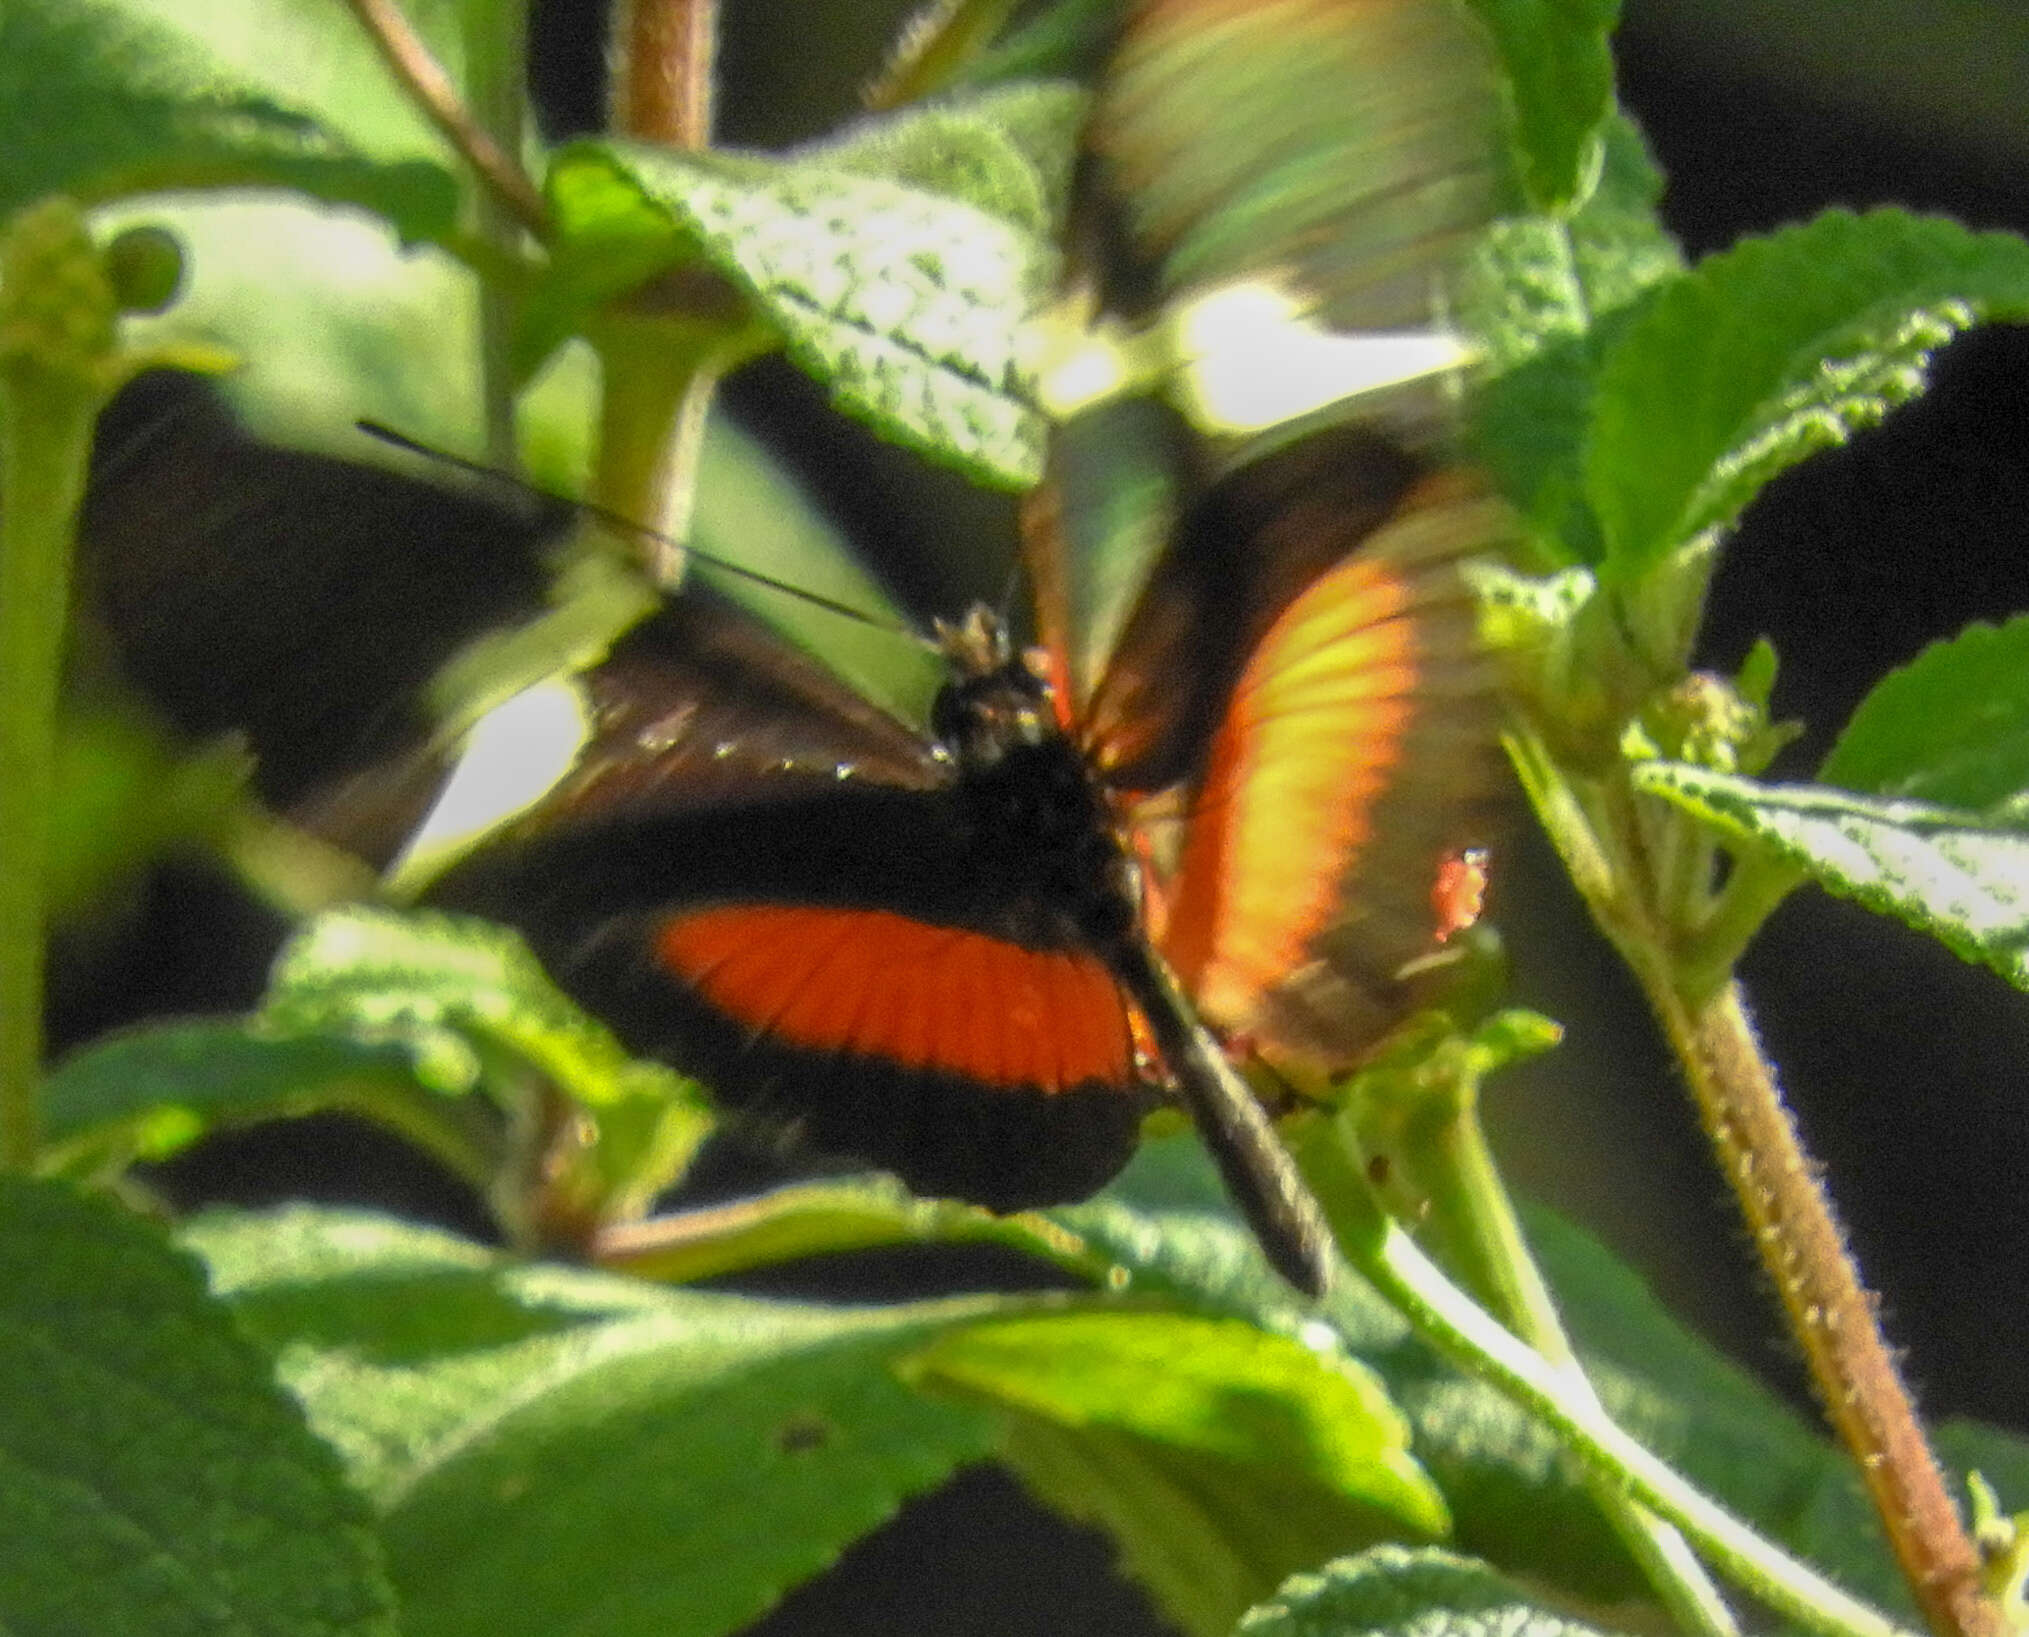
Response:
[[355, 420, 917, 637]]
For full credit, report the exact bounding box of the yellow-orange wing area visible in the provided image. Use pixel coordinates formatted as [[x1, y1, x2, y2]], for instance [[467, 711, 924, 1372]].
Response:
[[1155, 468, 1508, 1062], [656, 905, 1136, 1097]]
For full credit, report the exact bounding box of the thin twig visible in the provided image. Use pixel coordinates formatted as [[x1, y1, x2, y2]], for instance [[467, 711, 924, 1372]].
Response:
[[611, 0, 716, 147], [1652, 981, 2003, 1637], [343, 0, 551, 236]]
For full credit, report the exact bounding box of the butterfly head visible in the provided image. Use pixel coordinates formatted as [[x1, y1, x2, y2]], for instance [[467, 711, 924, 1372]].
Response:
[[930, 605, 1060, 773]]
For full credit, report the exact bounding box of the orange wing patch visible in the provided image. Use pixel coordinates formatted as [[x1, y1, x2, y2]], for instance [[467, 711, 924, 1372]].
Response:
[[655, 905, 1138, 1095], [1159, 472, 1506, 1056], [1163, 551, 1415, 1017]]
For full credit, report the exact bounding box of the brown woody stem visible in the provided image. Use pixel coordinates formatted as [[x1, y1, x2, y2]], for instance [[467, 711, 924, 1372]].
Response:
[[1648, 978, 2001, 1637], [611, 0, 716, 147]]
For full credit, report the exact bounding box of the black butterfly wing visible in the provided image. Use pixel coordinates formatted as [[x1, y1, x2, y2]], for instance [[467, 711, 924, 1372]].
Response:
[[433, 590, 1149, 1210]]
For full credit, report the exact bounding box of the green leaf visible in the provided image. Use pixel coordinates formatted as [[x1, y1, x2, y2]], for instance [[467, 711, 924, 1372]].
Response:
[[1465, 0, 1621, 211], [907, 1309, 1446, 1637], [801, 81, 1088, 240], [1464, 113, 1682, 559], [41, 1020, 431, 1167], [181, 1205, 1002, 1637], [1632, 763, 2029, 993], [0, 0, 461, 241], [1819, 615, 2029, 812], [1238, 1544, 1615, 1637], [1586, 208, 2029, 580], [599, 1176, 1065, 1284], [264, 904, 699, 1110], [952, 0, 1122, 86], [0, 1178, 395, 1637], [546, 138, 1053, 487]]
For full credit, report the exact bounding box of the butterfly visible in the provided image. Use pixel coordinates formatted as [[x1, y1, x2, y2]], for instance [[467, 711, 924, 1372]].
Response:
[[428, 0, 1514, 1295]]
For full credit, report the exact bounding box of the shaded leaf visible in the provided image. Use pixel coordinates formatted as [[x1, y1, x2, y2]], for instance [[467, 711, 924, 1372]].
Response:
[[0, 1178, 395, 1637], [1633, 763, 2029, 993], [908, 1309, 1446, 1637], [1466, 0, 1621, 211], [181, 1206, 1001, 1637], [1819, 615, 2029, 812], [0, 0, 460, 241], [1587, 209, 2029, 579], [1464, 113, 1682, 559], [546, 138, 1052, 487], [1239, 1543, 1614, 1637]]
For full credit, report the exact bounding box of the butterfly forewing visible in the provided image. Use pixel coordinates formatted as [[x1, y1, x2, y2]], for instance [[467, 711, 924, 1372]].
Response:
[[1156, 465, 1509, 1059]]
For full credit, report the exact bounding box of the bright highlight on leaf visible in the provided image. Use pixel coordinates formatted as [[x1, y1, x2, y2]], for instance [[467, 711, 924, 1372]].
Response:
[[1634, 764, 2029, 994], [1165, 281, 1477, 435], [389, 678, 593, 894]]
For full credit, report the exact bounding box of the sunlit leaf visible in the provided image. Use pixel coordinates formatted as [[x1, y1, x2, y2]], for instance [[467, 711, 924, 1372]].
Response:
[[181, 1206, 1004, 1637], [1238, 1544, 1614, 1637], [546, 139, 1052, 487], [908, 1309, 1445, 1637], [1634, 763, 2029, 993], [1, 0, 462, 239]]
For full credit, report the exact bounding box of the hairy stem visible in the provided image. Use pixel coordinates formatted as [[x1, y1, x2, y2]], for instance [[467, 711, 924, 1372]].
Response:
[[1522, 727, 2000, 1637], [345, 0, 549, 235], [611, 0, 716, 147], [865, 0, 1022, 108], [1647, 980, 2001, 1637]]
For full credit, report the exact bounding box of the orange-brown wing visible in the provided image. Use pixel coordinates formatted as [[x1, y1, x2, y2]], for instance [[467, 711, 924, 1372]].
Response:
[[1155, 466, 1509, 1062]]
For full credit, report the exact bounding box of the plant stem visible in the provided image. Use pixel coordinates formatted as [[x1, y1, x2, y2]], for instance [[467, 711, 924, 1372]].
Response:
[[1645, 979, 2002, 1637], [0, 205, 113, 1168], [1296, 1126, 1918, 1637], [458, 0, 533, 466], [345, 0, 550, 236], [0, 388, 88, 1171], [592, 330, 728, 581], [1355, 1082, 1740, 1637], [1517, 734, 2001, 1637], [611, 0, 716, 148]]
